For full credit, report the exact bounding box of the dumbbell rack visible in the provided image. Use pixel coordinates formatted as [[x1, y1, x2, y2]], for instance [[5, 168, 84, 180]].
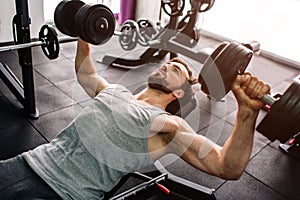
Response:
[[99, 0, 213, 69], [0, 0, 39, 118]]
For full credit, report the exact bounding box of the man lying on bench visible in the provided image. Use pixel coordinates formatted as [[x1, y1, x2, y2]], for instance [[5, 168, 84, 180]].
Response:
[[0, 38, 270, 200]]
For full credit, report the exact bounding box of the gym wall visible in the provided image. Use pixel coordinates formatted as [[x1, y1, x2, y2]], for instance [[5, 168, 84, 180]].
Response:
[[135, 0, 161, 25], [200, 0, 300, 67], [0, 0, 44, 42]]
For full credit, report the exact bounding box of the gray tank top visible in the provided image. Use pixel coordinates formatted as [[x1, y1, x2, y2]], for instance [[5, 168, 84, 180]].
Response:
[[23, 84, 167, 200]]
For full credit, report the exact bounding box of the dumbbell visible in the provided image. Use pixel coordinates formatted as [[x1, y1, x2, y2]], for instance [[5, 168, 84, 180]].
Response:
[[54, 0, 115, 45], [257, 75, 300, 142], [198, 41, 300, 142]]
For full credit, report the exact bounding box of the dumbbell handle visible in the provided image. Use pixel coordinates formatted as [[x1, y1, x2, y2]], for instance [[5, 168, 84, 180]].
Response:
[[261, 94, 276, 106]]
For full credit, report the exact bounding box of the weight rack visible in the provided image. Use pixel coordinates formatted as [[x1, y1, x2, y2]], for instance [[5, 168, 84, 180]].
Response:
[[0, 0, 39, 118]]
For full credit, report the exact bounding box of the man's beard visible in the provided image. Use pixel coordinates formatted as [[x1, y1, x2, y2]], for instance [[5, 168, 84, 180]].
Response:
[[147, 71, 174, 94]]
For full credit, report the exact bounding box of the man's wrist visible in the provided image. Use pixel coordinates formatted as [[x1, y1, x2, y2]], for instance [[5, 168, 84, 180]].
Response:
[[237, 106, 259, 122]]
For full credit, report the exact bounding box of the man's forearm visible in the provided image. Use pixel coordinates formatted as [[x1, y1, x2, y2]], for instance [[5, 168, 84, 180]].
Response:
[[220, 108, 258, 179], [75, 39, 95, 74], [74, 39, 109, 98]]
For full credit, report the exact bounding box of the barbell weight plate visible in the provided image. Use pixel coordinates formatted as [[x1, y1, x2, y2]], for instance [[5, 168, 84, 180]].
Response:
[[76, 4, 115, 45], [39, 24, 60, 60], [119, 21, 138, 51], [54, 0, 85, 37], [199, 42, 240, 100], [161, 0, 185, 16], [137, 19, 156, 46], [257, 81, 300, 142], [194, 0, 215, 12]]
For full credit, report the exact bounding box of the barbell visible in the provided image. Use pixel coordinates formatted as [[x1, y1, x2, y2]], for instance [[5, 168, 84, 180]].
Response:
[[199, 41, 300, 143], [0, 24, 75, 60], [0, 0, 116, 59]]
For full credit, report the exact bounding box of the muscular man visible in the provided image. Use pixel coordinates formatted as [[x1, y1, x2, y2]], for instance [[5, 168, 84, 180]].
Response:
[[0, 38, 270, 199]]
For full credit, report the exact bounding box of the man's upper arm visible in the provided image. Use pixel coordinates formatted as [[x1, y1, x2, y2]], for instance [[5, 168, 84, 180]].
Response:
[[163, 118, 224, 177], [77, 72, 110, 98], [75, 39, 110, 98], [179, 133, 223, 177]]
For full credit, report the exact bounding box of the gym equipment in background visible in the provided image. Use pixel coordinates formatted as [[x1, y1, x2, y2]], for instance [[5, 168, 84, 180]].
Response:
[[99, 0, 215, 68], [0, 0, 117, 119], [0, 0, 43, 118], [1, 24, 74, 60]]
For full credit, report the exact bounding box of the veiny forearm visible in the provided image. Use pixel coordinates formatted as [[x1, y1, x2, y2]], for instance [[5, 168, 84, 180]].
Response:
[[220, 108, 258, 179]]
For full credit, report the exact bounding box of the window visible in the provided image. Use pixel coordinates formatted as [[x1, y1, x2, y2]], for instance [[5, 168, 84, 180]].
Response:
[[199, 0, 300, 65]]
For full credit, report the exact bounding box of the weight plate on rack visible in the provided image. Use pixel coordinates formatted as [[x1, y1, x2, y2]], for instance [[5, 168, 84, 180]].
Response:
[[137, 19, 156, 46], [119, 20, 138, 51], [161, 0, 185, 16], [198, 0, 215, 12], [39, 24, 59, 60]]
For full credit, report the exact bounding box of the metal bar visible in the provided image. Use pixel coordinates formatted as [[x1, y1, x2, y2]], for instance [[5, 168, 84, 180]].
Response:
[[15, 0, 39, 119], [261, 94, 276, 106], [109, 173, 168, 200], [154, 160, 215, 195], [0, 41, 42, 52], [57, 36, 77, 44], [0, 63, 25, 105], [0, 36, 76, 53]]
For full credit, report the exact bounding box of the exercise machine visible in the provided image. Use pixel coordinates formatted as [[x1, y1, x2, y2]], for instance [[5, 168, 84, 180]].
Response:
[[0, 0, 76, 119], [98, 0, 215, 69]]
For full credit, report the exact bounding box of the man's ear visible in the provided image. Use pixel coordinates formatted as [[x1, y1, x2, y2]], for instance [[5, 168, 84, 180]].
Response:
[[172, 89, 185, 99]]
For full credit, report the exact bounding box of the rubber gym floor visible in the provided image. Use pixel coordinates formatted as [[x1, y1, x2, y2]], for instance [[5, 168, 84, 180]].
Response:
[[0, 35, 300, 200]]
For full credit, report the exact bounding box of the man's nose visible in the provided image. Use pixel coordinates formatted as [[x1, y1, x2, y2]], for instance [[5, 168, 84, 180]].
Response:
[[161, 64, 168, 72]]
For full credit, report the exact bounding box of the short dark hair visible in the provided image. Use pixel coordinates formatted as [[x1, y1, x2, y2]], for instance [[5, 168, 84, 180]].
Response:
[[166, 57, 198, 117]]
